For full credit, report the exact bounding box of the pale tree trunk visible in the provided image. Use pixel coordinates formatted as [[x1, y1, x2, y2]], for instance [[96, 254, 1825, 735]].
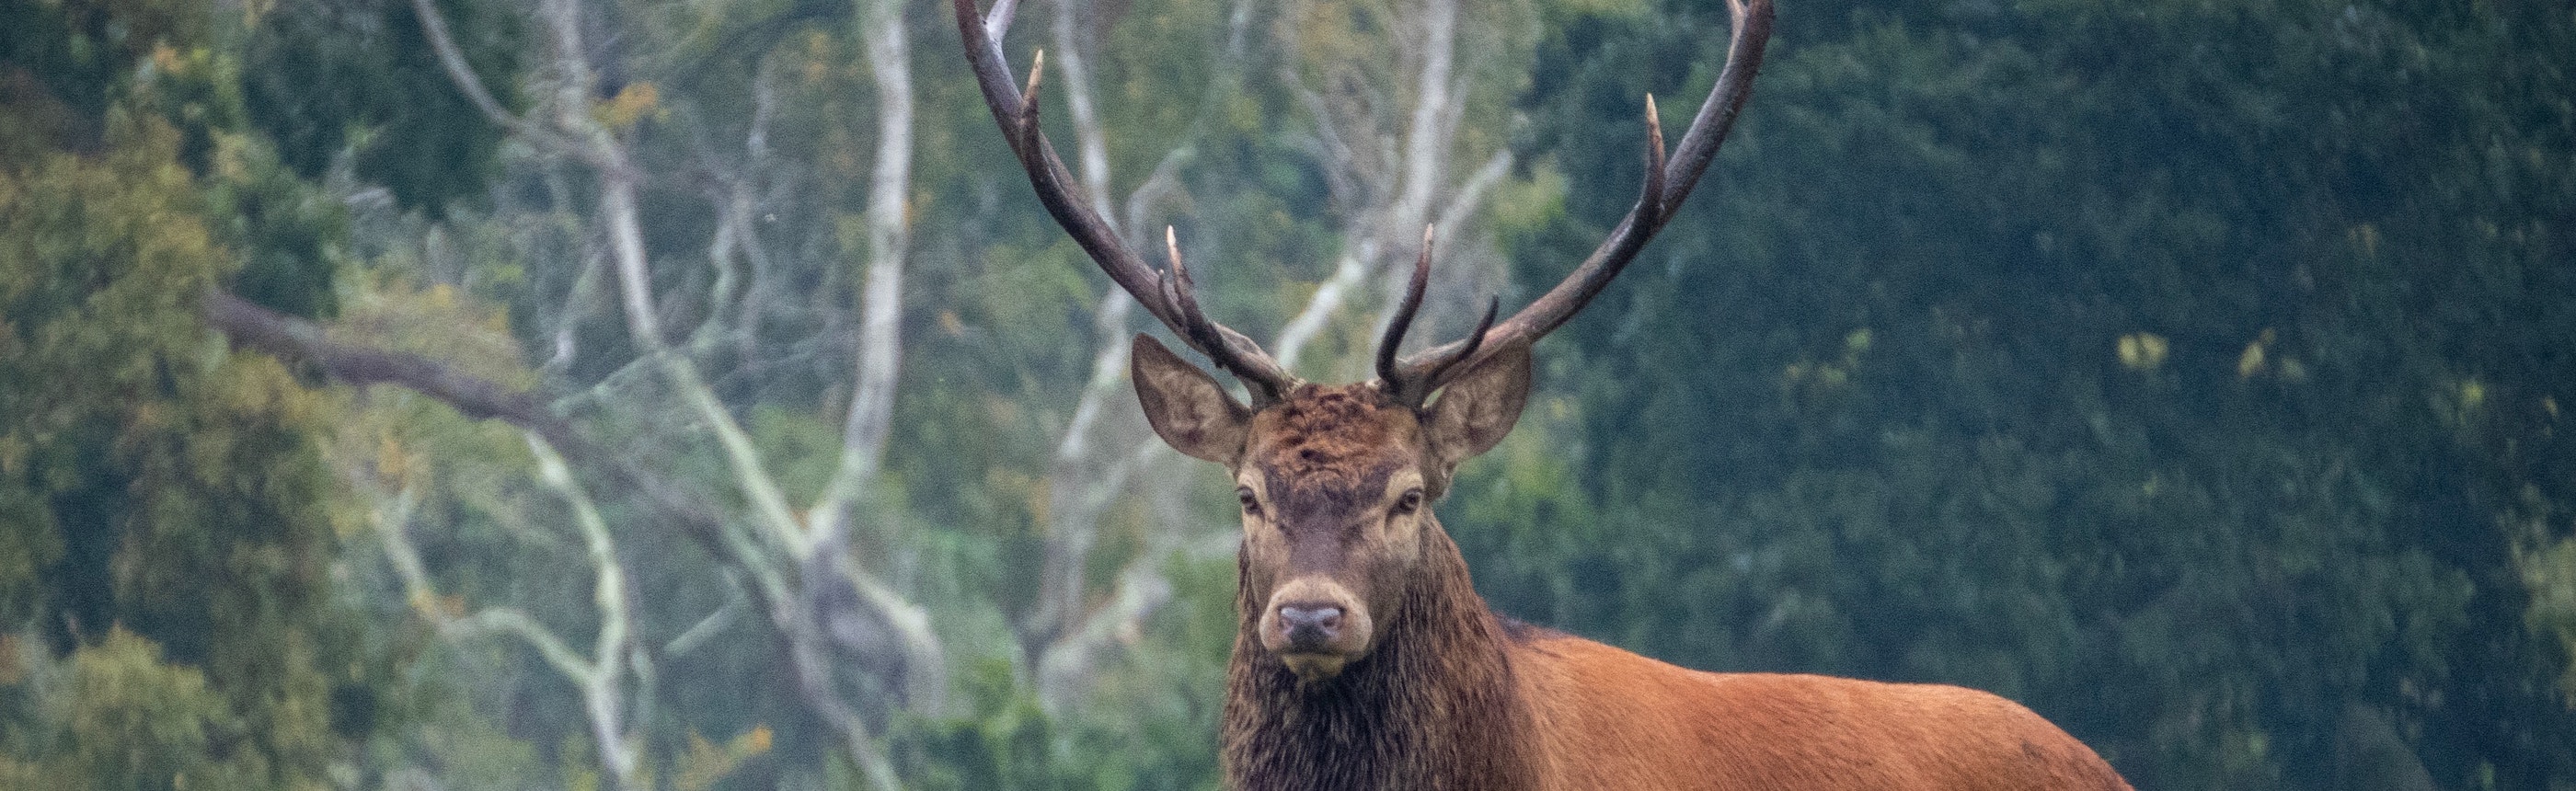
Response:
[[408, 0, 933, 785], [1019, 0, 1232, 713], [1273, 0, 1514, 374], [808, 0, 950, 729]]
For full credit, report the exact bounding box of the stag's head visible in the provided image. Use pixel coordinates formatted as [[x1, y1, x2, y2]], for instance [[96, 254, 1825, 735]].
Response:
[[1132, 318, 1531, 681], [954, 0, 1773, 682]]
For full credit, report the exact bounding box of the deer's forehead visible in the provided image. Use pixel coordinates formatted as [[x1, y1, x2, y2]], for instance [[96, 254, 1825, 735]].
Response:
[[1243, 384, 1423, 496]]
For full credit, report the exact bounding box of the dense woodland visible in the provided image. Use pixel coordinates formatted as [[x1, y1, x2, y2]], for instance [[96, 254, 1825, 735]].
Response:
[[2, 0, 2570, 788]]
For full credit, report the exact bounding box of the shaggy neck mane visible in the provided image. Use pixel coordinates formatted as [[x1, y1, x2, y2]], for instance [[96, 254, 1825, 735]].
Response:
[[1221, 524, 1539, 791]]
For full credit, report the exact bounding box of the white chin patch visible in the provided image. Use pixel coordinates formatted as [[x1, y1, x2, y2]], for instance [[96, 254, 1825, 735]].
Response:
[[1279, 652, 1349, 682]]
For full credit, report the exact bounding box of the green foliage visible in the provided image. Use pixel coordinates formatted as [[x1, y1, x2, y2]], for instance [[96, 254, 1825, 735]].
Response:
[[244, 0, 526, 212], [2516, 493, 2576, 705], [895, 658, 1220, 791], [3, 0, 345, 318], [897, 660, 1092, 791], [0, 113, 390, 787], [0, 2, 397, 776], [0, 628, 266, 790], [200, 132, 349, 318], [1487, 0, 2575, 788], [0, 0, 208, 162]]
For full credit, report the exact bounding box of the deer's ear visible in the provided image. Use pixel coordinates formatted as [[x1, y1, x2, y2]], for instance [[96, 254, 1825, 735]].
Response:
[[1133, 335, 1251, 465], [1423, 344, 1532, 469]]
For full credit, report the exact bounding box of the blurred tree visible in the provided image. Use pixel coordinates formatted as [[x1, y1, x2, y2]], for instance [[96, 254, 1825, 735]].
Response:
[[0, 3, 414, 787], [243, 0, 526, 213], [0, 115, 389, 789]]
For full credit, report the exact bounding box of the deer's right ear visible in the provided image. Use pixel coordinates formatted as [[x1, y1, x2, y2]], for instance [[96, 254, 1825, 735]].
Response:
[[1133, 335, 1251, 465]]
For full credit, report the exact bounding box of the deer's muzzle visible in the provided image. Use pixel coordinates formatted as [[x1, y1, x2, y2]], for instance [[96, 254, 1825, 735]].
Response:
[[1259, 578, 1373, 682]]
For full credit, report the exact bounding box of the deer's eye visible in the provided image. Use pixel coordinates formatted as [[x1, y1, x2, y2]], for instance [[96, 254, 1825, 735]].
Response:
[[1391, 488, 1424, 516], [1236, 487, 1262, 516]]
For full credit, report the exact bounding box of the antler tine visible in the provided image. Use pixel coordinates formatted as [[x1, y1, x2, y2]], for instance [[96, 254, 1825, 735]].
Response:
[[1639, 94, 1669, 229], [954, 0, 1296, 399], [1391, 0, 1773, 392], [1017, 50, 1046, 152], [1166, 227, 1295, 403], [1419, 294, 1501, 396], [1375, 225, 1436, 404]]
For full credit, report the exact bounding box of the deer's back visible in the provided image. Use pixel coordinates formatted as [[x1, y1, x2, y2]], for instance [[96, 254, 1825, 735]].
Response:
[[1511, 636, 2133, 791]]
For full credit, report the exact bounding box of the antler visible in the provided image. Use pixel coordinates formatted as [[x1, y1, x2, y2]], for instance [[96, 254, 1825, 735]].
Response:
[[1376, 225, 1499, 406], [953, 0, 1298, 405], [1379, 0, 1774, 404]]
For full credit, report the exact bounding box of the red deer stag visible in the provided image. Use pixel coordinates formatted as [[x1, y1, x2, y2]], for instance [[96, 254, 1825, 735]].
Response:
[[957, 0, 2133, 788]]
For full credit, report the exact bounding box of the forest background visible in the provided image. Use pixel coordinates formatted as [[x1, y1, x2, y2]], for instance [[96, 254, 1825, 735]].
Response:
[[2, 0, 2570, 788]]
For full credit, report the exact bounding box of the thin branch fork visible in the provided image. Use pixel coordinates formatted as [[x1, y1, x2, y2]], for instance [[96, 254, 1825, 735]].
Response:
[[357, 437, 645, 791], [408, 0, 614, 168]]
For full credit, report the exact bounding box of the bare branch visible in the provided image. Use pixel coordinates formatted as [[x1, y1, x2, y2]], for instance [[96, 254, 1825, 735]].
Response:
[[527, 434, 643, 791], [203, 290, 568, 444], [408, 0, 527, 130], [358, 455, 640, 791], [1273, 252, 1370, 372], [444, 608, 595, 680], [408, 0, 600, 163], [1432, 148, 1515, 235], [595, 143, 811, 557]]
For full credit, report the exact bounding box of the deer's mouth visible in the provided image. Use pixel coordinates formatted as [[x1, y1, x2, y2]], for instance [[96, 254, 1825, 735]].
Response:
[[1261, 609, 1371, 682], [1276, 651, 1351, 682]]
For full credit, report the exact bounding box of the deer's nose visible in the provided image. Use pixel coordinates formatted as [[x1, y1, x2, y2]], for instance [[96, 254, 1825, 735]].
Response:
[[1276, 603, 1344, 649]]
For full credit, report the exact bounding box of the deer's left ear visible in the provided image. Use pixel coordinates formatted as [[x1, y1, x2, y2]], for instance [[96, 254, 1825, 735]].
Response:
[[1422, 344, 1532, 470]]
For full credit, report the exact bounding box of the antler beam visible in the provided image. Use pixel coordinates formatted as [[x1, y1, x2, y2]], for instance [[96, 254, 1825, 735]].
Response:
[[953, 0, 1298, 404], [1381, 0, 1774, 399]]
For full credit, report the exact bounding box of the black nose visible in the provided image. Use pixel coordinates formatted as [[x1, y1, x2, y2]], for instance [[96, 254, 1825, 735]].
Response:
[[1277, 604, 1344, 648]]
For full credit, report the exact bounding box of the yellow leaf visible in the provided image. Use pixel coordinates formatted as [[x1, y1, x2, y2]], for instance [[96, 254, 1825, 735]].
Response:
[[2237, 342, 2266, 379], [0, 634, 22, 686], [152, 44, 185, 75], [376, 434, 409, 485], [596, 82, 663, 131], [673, 725, 773, 791], [2118, 332, 2168, 370]]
